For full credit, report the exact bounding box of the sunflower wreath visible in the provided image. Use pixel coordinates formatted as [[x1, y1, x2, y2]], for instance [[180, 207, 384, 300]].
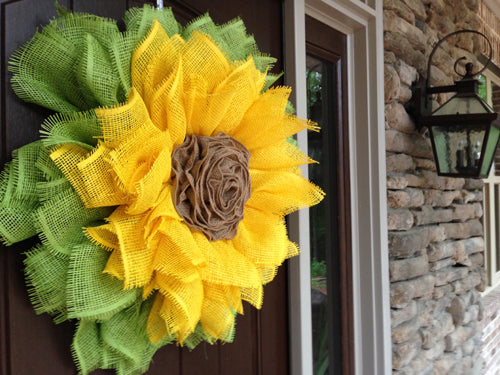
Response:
[[1, 5, 324, 375]]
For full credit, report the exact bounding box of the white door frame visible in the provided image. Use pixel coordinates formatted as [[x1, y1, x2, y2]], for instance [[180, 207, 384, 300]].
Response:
[[285, 1, 392, 374]]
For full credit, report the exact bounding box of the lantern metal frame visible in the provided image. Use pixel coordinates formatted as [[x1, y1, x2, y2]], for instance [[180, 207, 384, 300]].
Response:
[[412, 29, 500, 178]]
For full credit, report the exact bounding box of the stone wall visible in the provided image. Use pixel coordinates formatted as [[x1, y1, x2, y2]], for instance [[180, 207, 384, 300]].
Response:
[[482, 288, 500, 375], [383, 0, 488, 373]]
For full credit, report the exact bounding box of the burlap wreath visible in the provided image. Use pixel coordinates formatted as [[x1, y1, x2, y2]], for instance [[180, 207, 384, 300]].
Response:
[[0, 5, 324, 374]]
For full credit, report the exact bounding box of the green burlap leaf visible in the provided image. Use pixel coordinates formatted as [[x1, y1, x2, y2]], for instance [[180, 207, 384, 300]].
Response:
[[24, 244, 69, 323], [182, 14, 277, 74], [0, 206, 38, 245], [36, 177, 73, 203], [55, 2, 72, 18], [9, 12, 122, 112], [66, 241, 138, 321], [6, 141, 43, 206], [73, 320, 103, 375], [183, 320, 236, 349], [77, 33, 122, 107], [35, 145, 65, 181], [105, 32, 136, 100], [53, 12, 120, 49], [124, 5, 180, 41], [0, 142, 44, 245], [263, 72, 283, 93], [35, 188, 112, 256], [72, 297, 169, 375], [0, 161, 11, 204], [101, 305, 152, 367], [102, 298, 169, 374], [40, 111, 101, 149]]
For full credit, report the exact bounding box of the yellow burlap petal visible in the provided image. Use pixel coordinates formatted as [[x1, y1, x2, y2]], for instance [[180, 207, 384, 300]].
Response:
[[149, 59, 187, 146], [232, 206, 290, 267], [200, 283, 237, 341], [249, 139, 315, 170], [51, 143, 125, 208], [240, 284, 264, 309], [192, 58, 265, 137], [145, 185, 181, 220], [95, 88, 151, 146], [102, 207, 154, 289], [132, 20, 185, 105], [77, 144, 128, 207], [147, 293, 169, 344], [225, 285, 244, 315], [128, 147, 172, 215], [143, 186, 182, 240], [132, 24, 233, 136], [232, 87, 318, 151], [258, 266, 279, 285], [148, 273, 203, 344], [193, 231, 261, 290], [246, 169, 325, 216], [182, 31, 231, 94], [85, 222, 118, 251], [109, 121, 168, 186], [104, 248, 126, 281], [108, 124, 172, 215], [155, 219, 206, 268], [184, 74, 209, 135], [153, 232, 204, 283]]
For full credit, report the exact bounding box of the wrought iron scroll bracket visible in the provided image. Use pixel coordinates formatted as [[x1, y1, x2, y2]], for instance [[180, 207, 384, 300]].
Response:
[[425, 29, 493, 91]]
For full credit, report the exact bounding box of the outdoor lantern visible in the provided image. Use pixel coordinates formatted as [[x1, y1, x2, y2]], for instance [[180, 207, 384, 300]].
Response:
[[413, 30, 500, 178]]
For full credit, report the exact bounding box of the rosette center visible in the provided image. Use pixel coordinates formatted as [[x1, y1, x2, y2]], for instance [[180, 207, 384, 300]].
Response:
[[171, 132, 251, 240]]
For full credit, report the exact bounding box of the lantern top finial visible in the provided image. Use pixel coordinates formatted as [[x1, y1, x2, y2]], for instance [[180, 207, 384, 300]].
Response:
[[464, 62, 475, 79]]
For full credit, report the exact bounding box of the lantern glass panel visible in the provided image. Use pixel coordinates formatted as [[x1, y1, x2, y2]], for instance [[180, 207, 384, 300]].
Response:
[[433, 95, 493, 116], [480, 126, 500, 176], [431, 125, 486, 175]]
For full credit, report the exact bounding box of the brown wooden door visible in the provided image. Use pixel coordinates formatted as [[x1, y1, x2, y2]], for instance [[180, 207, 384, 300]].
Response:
[[0, 1, 288, 374]]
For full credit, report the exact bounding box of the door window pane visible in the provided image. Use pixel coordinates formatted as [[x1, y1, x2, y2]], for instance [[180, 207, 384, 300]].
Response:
[[307, 54, 338, 375]]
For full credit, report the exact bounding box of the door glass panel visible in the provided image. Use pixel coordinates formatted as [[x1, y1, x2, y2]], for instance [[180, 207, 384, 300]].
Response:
[[307, 54, 339, 375]]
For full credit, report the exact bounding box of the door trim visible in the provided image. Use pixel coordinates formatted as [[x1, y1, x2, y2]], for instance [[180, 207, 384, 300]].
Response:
[[305, 15, 353, 374], [285, 1, 391, 374]]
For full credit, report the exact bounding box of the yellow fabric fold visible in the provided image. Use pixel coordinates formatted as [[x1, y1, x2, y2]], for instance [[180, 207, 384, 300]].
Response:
[[247, 169, 325, 216], [96, 88, 151, 146], [151, 273, 203, 343], [132, 21, 184, 104], [249, 139, 315, 170], [200, 283, 237, 341], [232, 206, 289, 267], [104, 208, 153, 289], [149, 59, 187, 146]]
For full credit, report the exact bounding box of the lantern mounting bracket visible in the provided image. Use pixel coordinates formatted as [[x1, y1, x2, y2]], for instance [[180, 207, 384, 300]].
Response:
[[425, 29, 492, 90]]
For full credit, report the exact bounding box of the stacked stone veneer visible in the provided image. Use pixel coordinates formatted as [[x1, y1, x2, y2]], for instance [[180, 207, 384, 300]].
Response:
[[384, 0, 489, 373], [482, 288, 500, 375]]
